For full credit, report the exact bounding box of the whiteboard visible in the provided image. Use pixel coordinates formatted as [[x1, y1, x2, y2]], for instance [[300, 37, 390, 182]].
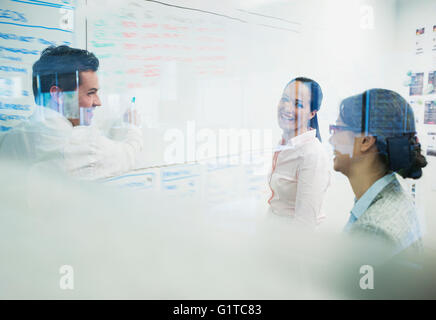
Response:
[[83, 0, 303, 166], [2, 0, 395, 168], [0, 0, 75, 131]]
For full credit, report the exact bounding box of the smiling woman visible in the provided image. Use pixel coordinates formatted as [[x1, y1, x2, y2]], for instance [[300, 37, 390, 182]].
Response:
[[268, 77, 331, 227], [277, 77, 323, 142]]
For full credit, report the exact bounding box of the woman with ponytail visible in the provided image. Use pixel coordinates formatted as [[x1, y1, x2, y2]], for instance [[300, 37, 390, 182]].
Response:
[[268, 77, 331, 226], [329, 88, 427, 252]]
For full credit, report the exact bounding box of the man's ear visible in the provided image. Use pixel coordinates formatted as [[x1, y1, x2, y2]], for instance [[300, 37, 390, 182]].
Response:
[[360, 135, 377, 153], [309, 110, 317, 120], [49, 86, 63, 104]]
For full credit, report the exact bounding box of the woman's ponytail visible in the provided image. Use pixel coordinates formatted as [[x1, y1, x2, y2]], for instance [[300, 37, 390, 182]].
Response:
[[310, 113, 322, 142]]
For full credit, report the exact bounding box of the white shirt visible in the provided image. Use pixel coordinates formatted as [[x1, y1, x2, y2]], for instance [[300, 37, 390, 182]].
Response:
[[0, 105, 143, 180], [268, 129, 331, 226]]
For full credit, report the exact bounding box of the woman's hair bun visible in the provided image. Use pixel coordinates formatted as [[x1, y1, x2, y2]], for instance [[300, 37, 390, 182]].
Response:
[[398, 135, 427, 179]]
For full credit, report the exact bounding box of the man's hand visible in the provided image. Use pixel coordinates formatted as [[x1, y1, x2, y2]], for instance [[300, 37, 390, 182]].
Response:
[[123, 108, 141, 127]]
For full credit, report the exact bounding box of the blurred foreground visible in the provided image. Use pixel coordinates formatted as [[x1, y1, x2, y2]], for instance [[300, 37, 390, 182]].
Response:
[[1, 160, 435, 299]]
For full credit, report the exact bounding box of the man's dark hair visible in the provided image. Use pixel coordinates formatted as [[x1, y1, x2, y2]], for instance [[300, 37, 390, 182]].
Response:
[[32, 45, 99, 103]]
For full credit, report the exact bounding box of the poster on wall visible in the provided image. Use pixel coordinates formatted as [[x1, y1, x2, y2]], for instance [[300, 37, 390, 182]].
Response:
[[424, 100, 436, 124], [432, 25, 436, 52], [409, 99, 421, 124], [410, 72, 424, 96], [426, 132, 436, 157], [428, 71, 436, 94], [415, 27, 425, 55]]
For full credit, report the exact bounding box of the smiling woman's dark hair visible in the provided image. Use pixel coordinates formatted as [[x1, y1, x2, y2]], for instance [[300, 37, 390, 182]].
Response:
[[287, 77, 323, 142], [339, 88, 427, 179]]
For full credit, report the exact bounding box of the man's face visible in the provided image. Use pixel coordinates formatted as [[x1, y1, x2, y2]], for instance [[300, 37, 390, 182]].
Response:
[[64, 70, 100, 126], [48, 70, 101, 126], [78, 70, 101, 109]]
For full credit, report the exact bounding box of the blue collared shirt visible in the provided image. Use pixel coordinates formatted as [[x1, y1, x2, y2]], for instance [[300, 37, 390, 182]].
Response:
[[343, 173, 396, 232]]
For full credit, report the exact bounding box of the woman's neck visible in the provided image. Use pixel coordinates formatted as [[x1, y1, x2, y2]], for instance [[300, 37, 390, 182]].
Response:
[[347, 158, 388, 200], [282, 126, 309, 143]]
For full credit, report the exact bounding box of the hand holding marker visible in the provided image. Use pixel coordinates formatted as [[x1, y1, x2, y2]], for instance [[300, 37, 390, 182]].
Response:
[[125, 96, 141, 127]]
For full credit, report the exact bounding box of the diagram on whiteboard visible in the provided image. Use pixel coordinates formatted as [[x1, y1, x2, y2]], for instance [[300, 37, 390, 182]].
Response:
[[0, 0, 75, 131]]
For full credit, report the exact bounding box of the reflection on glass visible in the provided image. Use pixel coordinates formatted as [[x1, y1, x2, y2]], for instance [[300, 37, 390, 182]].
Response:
[[329, 89, 427, 254], [268, 77, 331, 227], [0, 45, 144, 180]]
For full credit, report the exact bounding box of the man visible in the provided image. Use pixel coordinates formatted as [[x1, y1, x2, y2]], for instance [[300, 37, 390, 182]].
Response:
[[0, 45, 143, 180]]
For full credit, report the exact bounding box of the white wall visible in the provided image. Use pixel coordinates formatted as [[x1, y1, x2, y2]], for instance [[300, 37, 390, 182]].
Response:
[[394, 0, 436, 247]]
